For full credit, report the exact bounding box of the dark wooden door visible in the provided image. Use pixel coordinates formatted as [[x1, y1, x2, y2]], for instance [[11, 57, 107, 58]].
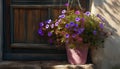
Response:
[[3, 0, 90, 60]]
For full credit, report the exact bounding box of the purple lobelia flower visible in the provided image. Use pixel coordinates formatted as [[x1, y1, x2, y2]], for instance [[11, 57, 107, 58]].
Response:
[[80, 28, 85, 32], [77, 30, 82, 34], [62, 9, 66, 14], [75, 17, 80, 22], [81, 18, 85, 23], [50, 24, 54, 28], [65, 3, 69, 7], [47, 19, 52, 24], [38, 29, 44, 36], [85, 11, 91, 16], [72, 34, 76, 38], [69, 22, 75, 27], [58, 19, 61, 23], [75, 10, 80, 15], [55, 22, 59, 26], [39, 22, 44, 27], [75, 24, 78, 28], [97, 14, 101, 17], [45, 24, 49, 29], [65, 34, 69, 38], [48, 32, 52, 37], [77, 28, 85, 34], [59, 14, 65, 18], [93, 30, 97, 35], [74, 28, 78, 32], [65, 24, 69, 28], [99, 22, 104, 29]]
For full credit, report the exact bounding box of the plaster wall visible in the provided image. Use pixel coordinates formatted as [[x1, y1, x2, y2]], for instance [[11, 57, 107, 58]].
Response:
[[91, 0, 120, 69]]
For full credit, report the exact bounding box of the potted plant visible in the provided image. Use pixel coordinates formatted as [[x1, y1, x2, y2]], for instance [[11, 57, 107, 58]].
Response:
[[38, 0, 110, 65]]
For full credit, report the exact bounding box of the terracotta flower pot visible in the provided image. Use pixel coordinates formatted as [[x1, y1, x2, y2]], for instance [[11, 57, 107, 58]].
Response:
[[66, 45, 88, 65]]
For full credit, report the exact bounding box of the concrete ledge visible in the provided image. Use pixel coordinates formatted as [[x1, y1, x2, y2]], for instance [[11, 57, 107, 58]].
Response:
[[0, 61, 94, 69]]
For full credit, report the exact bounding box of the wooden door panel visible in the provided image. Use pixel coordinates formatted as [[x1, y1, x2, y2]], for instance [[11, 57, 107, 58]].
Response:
[[12, 7, 63, 44], [14, 8, 25, 42]]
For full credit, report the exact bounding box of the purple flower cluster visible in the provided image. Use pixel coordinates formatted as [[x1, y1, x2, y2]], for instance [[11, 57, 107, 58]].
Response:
[[47, 19, 52, 24], [93, 30, 97, 35], [37, 5, 107, 47], [65, 24, 69, 28], [62, 10, 66, 14], [75, 10, 80, 15], [58, 19, 61, 23], [55, 19, 61, 27], [65, 3, 69, 6], [75, 17, 80, 22], [99, 22, 104, 29], [66, 34, 69, 38], [75, 24, 78, 27], [77, 28, 85, 34], [85, 11, 91, 16], [70, 22, 75, 27], [45, 24, 49, 29], [38, 29, 44, 36], [48, 32, 52, 37], [55, 22, 59, 26], [65, 22, 76, 29], [50, 24, 54, 28], [59, 14, 65, 18], [59, 9, 67, 19], [39, 22, 44, 27], [74, 28, 78, 32]]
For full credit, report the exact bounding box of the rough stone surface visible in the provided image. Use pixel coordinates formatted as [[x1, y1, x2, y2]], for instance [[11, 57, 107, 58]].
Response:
[[91, 0, 120, 69], [0, 61, 94, 69]]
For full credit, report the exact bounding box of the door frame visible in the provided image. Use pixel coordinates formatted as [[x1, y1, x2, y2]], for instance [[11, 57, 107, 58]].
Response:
[[3, 0, 91, 61]]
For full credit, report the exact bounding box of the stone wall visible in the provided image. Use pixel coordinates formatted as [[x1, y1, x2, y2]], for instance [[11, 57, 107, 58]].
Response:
[[0, 0, 2, 61], [91, 0, 120, 69]]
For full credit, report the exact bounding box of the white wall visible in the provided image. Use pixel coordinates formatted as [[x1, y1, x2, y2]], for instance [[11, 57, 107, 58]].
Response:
[[91, 0, 120, 69], [0, 0, 2, 61]]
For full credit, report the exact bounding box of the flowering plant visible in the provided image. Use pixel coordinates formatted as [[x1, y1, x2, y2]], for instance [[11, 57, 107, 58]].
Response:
[[38, 3, 109, 48]]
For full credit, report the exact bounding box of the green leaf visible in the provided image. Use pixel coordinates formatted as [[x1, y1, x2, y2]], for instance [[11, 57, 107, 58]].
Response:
[[58, 26, 62, 30], [61, 38, 65, 43], [90, 21, 94, 25], [69, 44, 75, 49]]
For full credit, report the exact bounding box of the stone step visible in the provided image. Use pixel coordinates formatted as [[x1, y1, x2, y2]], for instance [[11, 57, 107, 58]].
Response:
[[42, 64, 94, 69], [0, 61, 94, 69]]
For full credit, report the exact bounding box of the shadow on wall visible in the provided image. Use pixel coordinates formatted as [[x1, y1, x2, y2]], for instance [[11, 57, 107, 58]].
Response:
[[94, 0, 120, 26], [93, 0, 120, 61], [104, 34, 120, 65], [91, 0, 120, 69]]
